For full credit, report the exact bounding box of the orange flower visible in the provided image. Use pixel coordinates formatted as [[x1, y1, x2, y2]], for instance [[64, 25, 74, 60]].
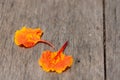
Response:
[[38, 41, 73, 73], [14, 26, 54, 48]]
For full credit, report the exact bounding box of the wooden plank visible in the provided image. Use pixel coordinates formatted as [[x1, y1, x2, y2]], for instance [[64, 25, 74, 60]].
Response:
[[0, 0, 104, 80], [105, 0, 120, 80]]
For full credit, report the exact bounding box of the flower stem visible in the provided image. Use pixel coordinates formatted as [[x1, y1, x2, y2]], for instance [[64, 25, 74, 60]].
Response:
[[39, 39, 54, 48], [55, 41, 68, 57]]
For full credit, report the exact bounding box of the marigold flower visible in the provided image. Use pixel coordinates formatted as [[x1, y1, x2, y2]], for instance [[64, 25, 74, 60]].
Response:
[[14, 26, 54, 48], [38, 41, 73, 73]]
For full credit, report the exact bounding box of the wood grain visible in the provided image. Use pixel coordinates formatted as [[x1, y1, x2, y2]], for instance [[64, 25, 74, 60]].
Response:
[[105, 0, 120, 80], [0, 0, 104, 80]]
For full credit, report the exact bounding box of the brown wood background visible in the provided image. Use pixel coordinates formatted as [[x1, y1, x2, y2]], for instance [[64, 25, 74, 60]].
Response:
[[0, 0, 119, 80]]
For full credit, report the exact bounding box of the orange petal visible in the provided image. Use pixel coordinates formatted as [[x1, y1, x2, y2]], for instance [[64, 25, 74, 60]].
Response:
[[14, 26, 54, 48], [54, 56, 73, 73], [38, 41, 73, 73]]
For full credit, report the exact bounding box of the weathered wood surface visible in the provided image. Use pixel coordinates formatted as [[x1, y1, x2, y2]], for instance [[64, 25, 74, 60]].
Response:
[[0, 0, 104, 80], [105, 0, 120, 80]]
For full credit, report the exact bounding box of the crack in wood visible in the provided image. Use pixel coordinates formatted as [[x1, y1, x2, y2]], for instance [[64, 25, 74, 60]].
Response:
[[103, 0, 107, 80]]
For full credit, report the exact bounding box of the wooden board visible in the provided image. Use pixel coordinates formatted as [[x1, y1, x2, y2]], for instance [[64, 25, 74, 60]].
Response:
[[0, 0, 104, 80], [105, 0, 120, 80]]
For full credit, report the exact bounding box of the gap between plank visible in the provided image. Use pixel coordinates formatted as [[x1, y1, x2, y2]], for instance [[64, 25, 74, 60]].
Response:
[[103, 0, 107, 80]]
